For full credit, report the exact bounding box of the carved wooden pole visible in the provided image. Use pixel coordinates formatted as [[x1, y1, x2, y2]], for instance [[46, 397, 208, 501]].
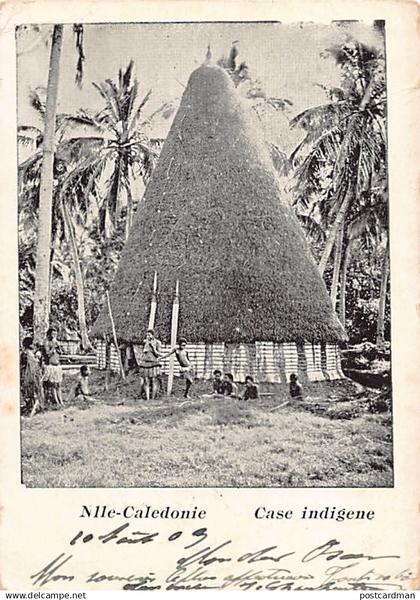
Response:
[[148, 271, 158, 330], [167, 280, 179, 395], [106, 291, 125, 379]]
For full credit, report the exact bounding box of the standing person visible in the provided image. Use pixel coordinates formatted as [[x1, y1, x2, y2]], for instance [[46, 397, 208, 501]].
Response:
[[242, 375, 259, 401], [20, 336, 43, 412], [165, 338, 195, 399], [289, 373, 303, 399], [223, 373, 239, 398], [41, 326, 64, 406], [138, 329, 162, 401]]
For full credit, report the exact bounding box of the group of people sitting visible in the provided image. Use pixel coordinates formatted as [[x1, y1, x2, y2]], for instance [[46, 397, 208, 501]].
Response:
[[211, 370, 302, 400], [211, 370, 260, 401]]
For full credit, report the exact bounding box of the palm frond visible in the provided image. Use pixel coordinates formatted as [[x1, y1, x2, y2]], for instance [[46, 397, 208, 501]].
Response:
[[143, 99, 176, 129], [18, 151, 43, 177], [104, 79, 122, 121], [29, 89, 45, 116], [84, 158, 109, 208], [122, 60, 134, 90], [18, 125, 43, 137], [125, 80, 138, 125], [290, 101, 347, 130], [290, 124, 342, 168], [129, 89, 152, 134], [269, 97, 293, 109], [60, 111, 101, 130], [18, 134, 39, 147], [297, 213, 326, 244], [92, 82, 120, 125], [270, 143, 290, 176]]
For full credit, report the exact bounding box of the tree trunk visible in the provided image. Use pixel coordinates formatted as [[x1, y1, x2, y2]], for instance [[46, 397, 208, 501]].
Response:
[[47, 228, 61, 315], [47, 243, 55, 317], [330, 220, 345, 311], [125, 186, 133, 241], [32, 25, 63, 343], [318, 186, 352, 276], [112, 160, 122, 222], [376, 241, 389, 348], [61, 198, 92, 351], [339, 237, 355, 326]]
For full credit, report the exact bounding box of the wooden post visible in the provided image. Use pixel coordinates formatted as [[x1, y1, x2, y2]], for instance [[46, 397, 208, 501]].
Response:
[[167, 280, 179, 396], [106, 291, 125, 380], [148, 271, 158, 330], [104, 335, 110, 390]]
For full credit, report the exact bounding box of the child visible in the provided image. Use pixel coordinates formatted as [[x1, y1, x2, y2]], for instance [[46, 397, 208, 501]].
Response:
[[166, 338, 195, 399], [223, 373, 239, 398], [212, 369, 224, 395], [41, 326, 64, 406], [242, 375, 259, 401], [289, 373, 303, 399], [68, 365, 95, 402]]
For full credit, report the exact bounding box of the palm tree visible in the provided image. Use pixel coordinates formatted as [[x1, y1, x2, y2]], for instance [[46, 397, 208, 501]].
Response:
[[290, 37, 387, 281], [31, 25, 63, 344], [29, 24, 86, 344], [63, 60, 162, 241]]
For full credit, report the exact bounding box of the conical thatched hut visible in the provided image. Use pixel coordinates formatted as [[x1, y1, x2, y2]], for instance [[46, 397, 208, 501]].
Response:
[[92, 62, 346, 383]]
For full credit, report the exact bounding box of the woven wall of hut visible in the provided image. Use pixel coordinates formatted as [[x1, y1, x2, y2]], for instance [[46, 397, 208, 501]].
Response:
[[96, 341, 344, 383]]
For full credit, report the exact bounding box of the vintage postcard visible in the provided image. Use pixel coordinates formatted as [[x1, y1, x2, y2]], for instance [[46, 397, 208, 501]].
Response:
[[0, 0, 419, 593]]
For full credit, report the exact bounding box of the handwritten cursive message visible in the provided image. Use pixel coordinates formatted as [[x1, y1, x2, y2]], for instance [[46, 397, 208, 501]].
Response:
[[29, 522, 415, 591]]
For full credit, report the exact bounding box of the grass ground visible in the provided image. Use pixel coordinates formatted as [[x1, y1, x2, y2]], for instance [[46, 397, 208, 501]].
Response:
[[20, 371, 393, 488]]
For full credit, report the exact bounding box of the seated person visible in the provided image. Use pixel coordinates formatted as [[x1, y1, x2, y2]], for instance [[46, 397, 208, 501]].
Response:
[[289, 373, 303, 399], [223, 373, 239, 397], [212, 369, 224, 395], [242, 375, 259, 401], [68, 365, 95, 402]]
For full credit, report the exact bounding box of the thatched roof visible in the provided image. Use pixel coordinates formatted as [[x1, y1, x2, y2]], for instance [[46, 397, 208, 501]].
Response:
[[92, 64, 346, 344]]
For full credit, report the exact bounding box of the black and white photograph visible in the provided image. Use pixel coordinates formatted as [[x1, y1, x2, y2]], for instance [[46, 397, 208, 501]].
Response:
[[17, 20, 392, 488]]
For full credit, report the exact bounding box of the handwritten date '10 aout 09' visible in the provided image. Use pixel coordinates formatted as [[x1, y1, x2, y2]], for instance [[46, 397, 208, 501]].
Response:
[[70, 523, 207, 549]]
